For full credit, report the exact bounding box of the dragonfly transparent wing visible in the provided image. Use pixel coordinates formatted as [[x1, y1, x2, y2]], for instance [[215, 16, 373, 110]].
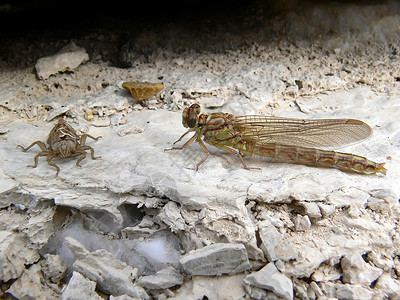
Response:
[[234, 115, 372, 149]]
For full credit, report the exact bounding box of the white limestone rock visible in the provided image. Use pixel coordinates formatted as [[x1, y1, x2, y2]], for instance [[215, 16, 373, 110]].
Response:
[[62, 271, 102, 300], [293, 215, 312, 231], [334, 283, 374, 300], [65, 237, 149, 299], [341, 253, 383, 286], [244, 262, 293, 300], [258, 222, 298, 262], [0, 230, 40, 282], [375, 273, 400, 298], [41, 254, 67, 284], [179, 243, 250, 276], [35, 42, 89, 79], [156, 201, 187, 232], [7, 263, 60, 299], [171, 274, 246, 300], [138, 266, 183, 289]]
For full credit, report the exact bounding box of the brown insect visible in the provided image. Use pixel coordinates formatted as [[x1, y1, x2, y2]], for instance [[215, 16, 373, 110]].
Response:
[[17, 119, 101, 176]]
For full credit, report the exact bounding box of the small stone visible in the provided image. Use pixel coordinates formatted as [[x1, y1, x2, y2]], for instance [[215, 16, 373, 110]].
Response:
[[347, 203, 362, 218], [317, 203, 336, 217], [309, 281, 323, 297], [122, 81, 164, 100], [367, 252, 394, 271], [301, 203, 322, 219], [35, 42, 89, 79], [0, 231, 39, 281], [375, 273, 400, 298], [7, 264, 60, 299], [179, 243, 250, 276], [41, 254, 67, 284], [62, 271, 102, 300], [258, 222, 297, 262], [156, 201, 186, 232], [335, 283, 374, 300], [293, 215, 311, 231], [244, 262, 293, 300], [138, 266, 183, 289], [341, 253, 383, 285]]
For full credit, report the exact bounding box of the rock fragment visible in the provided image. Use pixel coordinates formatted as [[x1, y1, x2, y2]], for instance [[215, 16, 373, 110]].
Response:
[[122, 81, 164, 100], [293, 215, 312, 231], [7, 263, 60, 299], [35, 42, 89, 79], [41, 254, 67, 284], [179, 243, 250, 276], [156, 201, 187, 232], [258, 222, 297, 262], [62, 271, 102, 300], [375, 273, 400, 298], [334, 283, 374, 300], [300, 202, 322, 219], [0, 230, 39, 281], [65, 237, 149, 299], [138, 266, 183, 289], [244, 262, 293, 300], [341, 253, 383, 286]]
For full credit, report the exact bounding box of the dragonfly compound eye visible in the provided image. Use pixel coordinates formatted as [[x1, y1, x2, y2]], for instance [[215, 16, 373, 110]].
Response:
[[182, 104, 201, 128]]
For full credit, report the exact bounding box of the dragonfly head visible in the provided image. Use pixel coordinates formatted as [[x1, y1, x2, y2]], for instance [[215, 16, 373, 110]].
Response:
[[182, 104, 201, 128]]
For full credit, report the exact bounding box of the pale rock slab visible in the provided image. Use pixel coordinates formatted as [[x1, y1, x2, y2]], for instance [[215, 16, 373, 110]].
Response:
[[65, 237, 149, 299], [341, 253, 383, 286], [0, 230, 40, 282], [138, 266, 183, 289], [179, 243, 250, 275], [171, 274, 247, 300], [156, 201, 187, 232], [41, 254, 67, 284], [110, 296, 139, 300], [333, 283, 374, 300], [62, 271, 102, 300], [35, 42, 89, 79], [293, 215, 312, 231], [244, 262, 293, 300], [374, 273, 400, 298], [7, 263, 60, 299], [258, 222, 298, 262]]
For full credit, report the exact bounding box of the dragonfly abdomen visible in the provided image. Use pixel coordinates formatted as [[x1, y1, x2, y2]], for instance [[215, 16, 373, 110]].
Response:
[[251, 143, 386, 175]]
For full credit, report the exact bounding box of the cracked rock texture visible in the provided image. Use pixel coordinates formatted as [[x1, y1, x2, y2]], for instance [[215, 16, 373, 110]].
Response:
[[0, 0, 400, 299]]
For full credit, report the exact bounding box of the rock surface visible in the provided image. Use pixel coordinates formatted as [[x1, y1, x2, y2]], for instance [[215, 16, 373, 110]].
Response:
[[179, 243, 251, 275], [244, 263, 294, 300], [138, 267, 183, 289], [62, 271, 102, 300]]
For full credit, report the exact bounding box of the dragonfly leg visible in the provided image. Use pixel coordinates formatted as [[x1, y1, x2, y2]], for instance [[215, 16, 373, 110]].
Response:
[[164, 133, 197, 151], [206, 140, 260, 170], [195, 138, 210, 171], [172, 129, 194, 145]]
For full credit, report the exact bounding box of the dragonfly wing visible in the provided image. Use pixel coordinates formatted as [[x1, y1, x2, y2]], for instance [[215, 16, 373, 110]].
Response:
[[234, 115, 372, 149]]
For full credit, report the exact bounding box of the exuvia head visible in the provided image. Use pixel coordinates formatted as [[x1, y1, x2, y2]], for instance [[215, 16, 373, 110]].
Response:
[[182, 104, 201, 128]]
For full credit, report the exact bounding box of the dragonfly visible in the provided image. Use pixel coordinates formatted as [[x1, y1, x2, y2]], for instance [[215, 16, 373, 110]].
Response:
[[165, 104, 387, 175]]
